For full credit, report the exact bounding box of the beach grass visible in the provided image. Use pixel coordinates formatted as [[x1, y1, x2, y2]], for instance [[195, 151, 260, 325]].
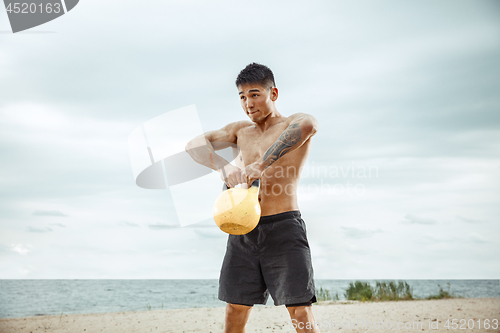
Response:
[[426, 282, 463, 300], [345, 281, 375, 301], [319, 280, 462, 302], [373, 280, 414, 301], [316, 286, 340, 301], [39, 310, 66, 330]]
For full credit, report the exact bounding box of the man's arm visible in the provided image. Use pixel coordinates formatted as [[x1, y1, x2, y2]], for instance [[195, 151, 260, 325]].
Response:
[[185, 120, 251, 187], [244, 113, 318, 183]]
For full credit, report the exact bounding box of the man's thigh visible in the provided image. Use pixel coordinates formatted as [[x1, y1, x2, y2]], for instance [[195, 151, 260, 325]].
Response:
[[218, 233, 269, 305], [259, 214, 316, 306]]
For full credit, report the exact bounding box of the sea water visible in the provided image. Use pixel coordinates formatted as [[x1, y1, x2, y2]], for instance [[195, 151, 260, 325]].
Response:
[[0, 279, 498, 318]]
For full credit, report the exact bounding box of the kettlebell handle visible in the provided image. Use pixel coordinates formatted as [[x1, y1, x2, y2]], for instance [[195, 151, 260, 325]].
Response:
[[223, 179, 260, 191]]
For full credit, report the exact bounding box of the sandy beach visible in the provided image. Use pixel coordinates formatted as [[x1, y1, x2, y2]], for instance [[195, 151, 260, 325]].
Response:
[[1, 298, 498, 333]]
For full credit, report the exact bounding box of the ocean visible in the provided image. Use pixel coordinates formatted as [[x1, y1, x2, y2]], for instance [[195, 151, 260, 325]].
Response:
[[0, 279, 498, 319]]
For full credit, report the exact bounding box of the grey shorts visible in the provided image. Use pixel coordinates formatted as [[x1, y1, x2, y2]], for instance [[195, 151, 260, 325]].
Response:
[[218, 210, 317, 306]]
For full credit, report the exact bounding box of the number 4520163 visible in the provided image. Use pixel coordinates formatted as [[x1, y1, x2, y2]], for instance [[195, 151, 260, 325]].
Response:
[[6, 3, 62, 14], [444, 318, 498, 330]]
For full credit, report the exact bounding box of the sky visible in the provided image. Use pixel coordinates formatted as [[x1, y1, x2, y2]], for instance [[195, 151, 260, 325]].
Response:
[[0, 0, 499, 279]]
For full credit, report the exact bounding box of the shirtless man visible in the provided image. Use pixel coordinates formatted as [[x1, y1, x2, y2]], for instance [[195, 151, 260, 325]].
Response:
[[186, 63, 320, 333]]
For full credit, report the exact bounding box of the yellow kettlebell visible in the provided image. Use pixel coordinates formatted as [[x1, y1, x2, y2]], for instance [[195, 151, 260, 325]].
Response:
[[213, 180, 261, 235]]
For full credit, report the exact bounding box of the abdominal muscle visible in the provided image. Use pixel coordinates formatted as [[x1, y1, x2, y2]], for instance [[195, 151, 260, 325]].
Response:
[[234, 151, 305, 217], [233, 129, 312, 217], [258, 173, 300, 216]]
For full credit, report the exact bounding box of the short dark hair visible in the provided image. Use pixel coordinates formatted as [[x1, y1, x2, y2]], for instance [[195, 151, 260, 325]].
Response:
[[235, 62, 276, 91]]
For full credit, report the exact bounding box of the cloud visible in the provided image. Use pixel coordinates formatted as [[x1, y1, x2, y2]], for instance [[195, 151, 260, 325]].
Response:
[[148, 223, 179, 230], [341, 227, 383, 239], [118, 221, 140, 227], [185, 224, 218, 229], [0, 0, 499, 279], [26, 226, 53, 233], [456, 215, 482, 224], [147, 222, 218, 230], [422, 234, 457, 243], [401, 214, 437, 225], [33, 210, 68, 217], [49, 223, 66, 227], [469, 233, 487, 244], [422, 233, 488, 244], [193, 229, 226, 239], [10, 244, 32, 255], [0, 244, 10, 253]]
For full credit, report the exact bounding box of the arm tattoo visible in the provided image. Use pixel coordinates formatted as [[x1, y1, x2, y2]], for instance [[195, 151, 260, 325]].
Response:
[[262, 123, 302, 167]]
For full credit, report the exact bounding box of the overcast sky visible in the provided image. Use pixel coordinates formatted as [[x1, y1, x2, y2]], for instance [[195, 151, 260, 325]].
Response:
[[1, 0, 499, 279]]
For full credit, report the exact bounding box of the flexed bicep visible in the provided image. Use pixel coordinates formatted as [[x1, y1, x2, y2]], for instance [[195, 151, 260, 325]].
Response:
[[259, 114, 318, 169], [262, 123, 302, 164]]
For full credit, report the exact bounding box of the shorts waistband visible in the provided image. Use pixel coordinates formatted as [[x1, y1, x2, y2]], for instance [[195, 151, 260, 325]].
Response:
[[259, 210, 301, 224]]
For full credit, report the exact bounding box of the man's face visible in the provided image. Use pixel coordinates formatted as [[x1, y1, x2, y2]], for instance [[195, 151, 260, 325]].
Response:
[[238, 83, 277, 123]]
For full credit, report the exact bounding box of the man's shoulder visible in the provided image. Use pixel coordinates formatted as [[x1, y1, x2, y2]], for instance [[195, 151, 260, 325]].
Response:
[[223, 120, 254, 134], [286, 113, 319, 131], [287, 112, 314, 121]]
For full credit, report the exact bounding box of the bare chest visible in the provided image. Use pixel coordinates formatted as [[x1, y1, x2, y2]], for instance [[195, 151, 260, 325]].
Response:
[[235, 123, 289, 166]]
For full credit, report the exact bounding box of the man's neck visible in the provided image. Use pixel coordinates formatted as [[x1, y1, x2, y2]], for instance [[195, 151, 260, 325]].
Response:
[[253, 109, 284, 132]]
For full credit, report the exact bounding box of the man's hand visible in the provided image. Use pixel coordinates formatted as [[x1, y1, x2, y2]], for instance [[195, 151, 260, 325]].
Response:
[[242, 161, 265, 188], [219, 164, 245, 188], [219, 162, 265, 189]]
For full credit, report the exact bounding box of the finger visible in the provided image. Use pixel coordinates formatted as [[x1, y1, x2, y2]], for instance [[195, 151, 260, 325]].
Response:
[[227, 172, 237, 188], [231, 175, 240, 188], [222, 174, 232, 188], [221, 167, 234, 186], [246, 176, 254, 188], [238, 170, 246, 185], [223, 174, 231, 188], [220, 165, 228, 180]]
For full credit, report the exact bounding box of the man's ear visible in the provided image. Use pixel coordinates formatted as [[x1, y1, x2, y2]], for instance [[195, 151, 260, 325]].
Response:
[[270, 87, 278, 101]]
